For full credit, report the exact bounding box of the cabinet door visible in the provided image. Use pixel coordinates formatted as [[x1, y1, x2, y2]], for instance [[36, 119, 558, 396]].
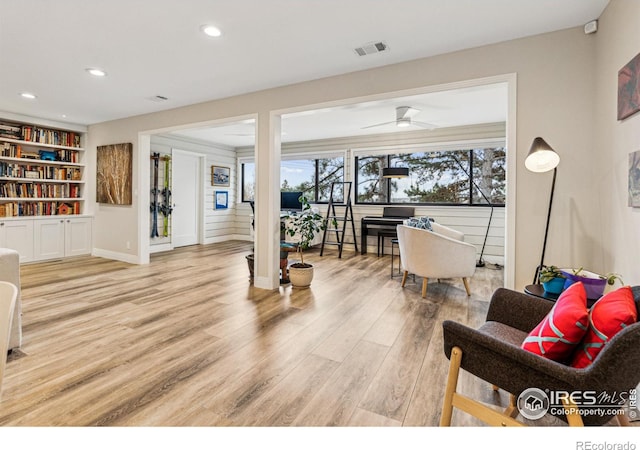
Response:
[[0, 220, 35, 262], [34, 219, 65, 261], [64, 217, 92, 256]]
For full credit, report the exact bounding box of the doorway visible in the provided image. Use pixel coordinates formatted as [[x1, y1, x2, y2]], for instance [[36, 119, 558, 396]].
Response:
[[171, 149, 203, 247]]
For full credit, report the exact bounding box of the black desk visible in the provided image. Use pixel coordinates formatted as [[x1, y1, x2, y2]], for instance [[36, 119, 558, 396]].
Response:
[[524, 284, 599, 308]]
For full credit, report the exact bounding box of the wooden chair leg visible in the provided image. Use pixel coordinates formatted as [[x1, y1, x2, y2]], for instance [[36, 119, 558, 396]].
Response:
[[462, 277, 471, 296], [561, 397, 584, 427], [504, 394, 519, 419], [421, 278, 428, 298], [401, 271, 408, 287], [617, 413, 631, 426], [440, 346, 463, 426]]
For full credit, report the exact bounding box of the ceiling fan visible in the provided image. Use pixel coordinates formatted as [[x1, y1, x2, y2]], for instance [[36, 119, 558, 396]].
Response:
[[361, 106, 437, 130]]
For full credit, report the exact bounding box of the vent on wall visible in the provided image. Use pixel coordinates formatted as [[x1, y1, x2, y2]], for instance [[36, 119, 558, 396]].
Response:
[[354, 41, 388, 56]]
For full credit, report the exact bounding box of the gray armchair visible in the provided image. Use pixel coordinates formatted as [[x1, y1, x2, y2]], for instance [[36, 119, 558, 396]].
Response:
[[440, 287, 640, 426]]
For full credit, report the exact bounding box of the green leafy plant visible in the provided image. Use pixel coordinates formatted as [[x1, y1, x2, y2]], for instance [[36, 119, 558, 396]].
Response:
[[572, 267, 624, 286], [539, 265, 566, 283], [282, 195, 326, 266], [603, 272, 624, 286]]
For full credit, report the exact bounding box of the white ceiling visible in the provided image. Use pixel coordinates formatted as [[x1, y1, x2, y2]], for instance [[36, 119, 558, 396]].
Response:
[[170, 82, 509, 147], [1, 0, 608, 145]]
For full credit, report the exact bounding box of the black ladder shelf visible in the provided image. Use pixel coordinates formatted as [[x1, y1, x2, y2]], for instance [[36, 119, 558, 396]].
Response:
[[320, 181, 358, 258]]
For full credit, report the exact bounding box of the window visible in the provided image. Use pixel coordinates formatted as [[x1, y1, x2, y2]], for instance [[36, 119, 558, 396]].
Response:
[[241, 161, 255, 202], [355, 147, 505, 205], [241, 156, 344, 203]]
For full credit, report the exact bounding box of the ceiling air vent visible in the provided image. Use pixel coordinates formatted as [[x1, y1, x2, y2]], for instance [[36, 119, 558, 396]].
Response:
[[354, 41, 388, 57], [147, 95, 169, 102]]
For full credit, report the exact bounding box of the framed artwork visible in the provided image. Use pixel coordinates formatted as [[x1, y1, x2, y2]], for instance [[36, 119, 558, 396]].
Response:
[[211, 165, 230, 186], [96, 142, 133, 205], [618, 52, 640, 120], [629, 150, 640, 207], [215, 191, 228, 209]]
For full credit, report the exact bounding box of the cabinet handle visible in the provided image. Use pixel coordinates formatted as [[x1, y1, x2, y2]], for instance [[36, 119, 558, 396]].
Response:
[[60, 220, 64, 223]]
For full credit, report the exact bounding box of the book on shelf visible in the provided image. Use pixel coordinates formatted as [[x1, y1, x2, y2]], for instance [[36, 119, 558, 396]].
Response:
[[0, 200, 80, 217]]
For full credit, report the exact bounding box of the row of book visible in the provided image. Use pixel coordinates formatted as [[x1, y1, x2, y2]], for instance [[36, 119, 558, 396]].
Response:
[[0, 201, 80, 217], [1, 142, 79, 162], [0, 162, 82, 180], [19, 125, 81, 148], [0, 182, 80, 199], [0, 122, 21, 140]]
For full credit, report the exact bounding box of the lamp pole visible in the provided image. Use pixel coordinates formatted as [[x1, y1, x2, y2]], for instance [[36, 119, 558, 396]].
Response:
[[533, 167, 557, 284], [525, 137, 560, 285]]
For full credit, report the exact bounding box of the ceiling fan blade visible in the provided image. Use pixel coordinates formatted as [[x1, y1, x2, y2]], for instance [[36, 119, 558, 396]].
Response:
[[412, 121, 438, 130], [361, 120, 396, 129]]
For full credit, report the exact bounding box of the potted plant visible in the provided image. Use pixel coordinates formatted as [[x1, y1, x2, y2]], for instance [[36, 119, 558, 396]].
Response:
[[282, 195, 326, 288], [539, 265, 566, 294], [561, 267, 624, 299]]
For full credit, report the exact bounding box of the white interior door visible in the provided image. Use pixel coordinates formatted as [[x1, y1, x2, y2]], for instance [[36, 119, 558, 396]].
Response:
[[172, 150, 201, 247]]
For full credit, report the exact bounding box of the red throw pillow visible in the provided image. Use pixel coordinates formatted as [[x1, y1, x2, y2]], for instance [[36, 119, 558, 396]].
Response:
[[570, 286, 638, 368], [521, 282, 589, 362]]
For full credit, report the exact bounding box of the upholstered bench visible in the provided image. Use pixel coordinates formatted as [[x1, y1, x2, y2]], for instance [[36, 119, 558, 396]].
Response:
[[0, 248, 21, 351]]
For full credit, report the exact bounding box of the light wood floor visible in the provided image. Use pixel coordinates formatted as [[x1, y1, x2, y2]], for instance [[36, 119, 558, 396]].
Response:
[[1, 241, 511, 426]]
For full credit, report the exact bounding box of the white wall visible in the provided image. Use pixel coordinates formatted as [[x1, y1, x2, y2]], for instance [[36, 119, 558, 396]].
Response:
[[593, 0, 640, 285], [87, 25, 599, 289]]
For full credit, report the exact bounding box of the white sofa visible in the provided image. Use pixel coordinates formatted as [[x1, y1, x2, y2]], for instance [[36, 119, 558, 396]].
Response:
[[396, 223, 477, 298], [0, 248, 21, 350]]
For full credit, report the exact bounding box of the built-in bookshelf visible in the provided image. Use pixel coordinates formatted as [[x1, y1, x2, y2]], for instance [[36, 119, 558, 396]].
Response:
[[0, 119, 85, 218]]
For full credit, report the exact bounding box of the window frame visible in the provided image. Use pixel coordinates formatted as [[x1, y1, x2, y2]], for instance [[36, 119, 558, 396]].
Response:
[[352, 139, 506, 207], [238, 150, 347, 203]]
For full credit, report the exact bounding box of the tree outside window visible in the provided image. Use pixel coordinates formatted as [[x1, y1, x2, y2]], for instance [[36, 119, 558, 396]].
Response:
[[241, 156, 344, 203], [356, 147, 505, 205]]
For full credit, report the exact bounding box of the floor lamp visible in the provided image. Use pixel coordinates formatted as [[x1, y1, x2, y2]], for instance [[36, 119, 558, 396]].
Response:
[[450, 154, 493, 267], [525, 137, 560, 284]]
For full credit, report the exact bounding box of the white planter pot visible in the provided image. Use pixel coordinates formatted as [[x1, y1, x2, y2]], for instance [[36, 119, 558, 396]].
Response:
[[289, 263, 314, 288]]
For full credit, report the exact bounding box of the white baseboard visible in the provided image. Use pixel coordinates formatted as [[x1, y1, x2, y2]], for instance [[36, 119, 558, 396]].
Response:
[[92, 248, 143, 264], [253, 276, 279, 290], [150, 243, 172, 254], [203, 234, 252, 244]]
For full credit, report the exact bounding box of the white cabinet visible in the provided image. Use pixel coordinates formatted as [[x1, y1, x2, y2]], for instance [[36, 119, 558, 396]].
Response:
[[0, 219, 34, 262], [0, 216, 91, 262], [34, 218, 66, 260], [33, 216, 92, 260], [64, 216, 92, 256]]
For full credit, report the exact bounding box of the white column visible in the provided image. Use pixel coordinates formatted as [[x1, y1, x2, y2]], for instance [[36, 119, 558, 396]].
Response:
[[253, 111, 281, 290]]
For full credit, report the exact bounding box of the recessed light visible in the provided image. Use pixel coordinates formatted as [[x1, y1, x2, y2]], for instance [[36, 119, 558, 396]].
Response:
[[201, 25, 222, 37], [20, 92, 37, 99], [86, 68, 107, 77]]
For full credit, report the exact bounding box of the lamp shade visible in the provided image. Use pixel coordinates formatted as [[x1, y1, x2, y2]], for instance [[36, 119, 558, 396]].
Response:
[[382, 167, 409, 178], [525, 137, 560, 173]]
